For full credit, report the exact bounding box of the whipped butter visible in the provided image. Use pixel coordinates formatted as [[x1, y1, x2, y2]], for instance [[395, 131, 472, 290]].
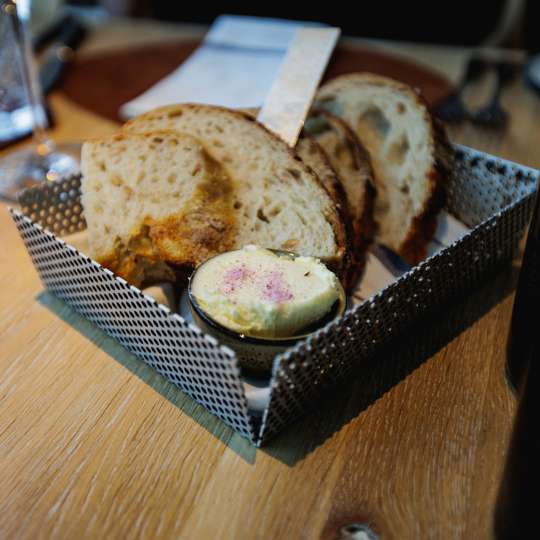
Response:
[[190, 246, 341, 338]]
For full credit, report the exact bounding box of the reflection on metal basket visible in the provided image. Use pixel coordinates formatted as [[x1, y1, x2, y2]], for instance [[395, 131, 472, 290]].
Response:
[[11, 145, 539, 445]]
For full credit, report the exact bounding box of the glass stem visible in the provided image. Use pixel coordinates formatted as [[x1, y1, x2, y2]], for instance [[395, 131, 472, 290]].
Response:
[[6, 0, 54, 157]]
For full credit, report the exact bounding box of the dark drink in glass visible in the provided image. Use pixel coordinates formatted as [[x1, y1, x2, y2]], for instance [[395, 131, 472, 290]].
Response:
[[495, 187, 540, 538], [506, 188, 540, 392]]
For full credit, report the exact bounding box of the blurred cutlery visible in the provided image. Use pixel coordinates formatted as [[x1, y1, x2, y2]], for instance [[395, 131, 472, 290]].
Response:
[[434, 56, 488, 123], [471, 61, 518, 129]]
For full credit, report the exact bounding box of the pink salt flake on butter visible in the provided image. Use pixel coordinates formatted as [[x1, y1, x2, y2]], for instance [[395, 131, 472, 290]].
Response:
[[222, 263, 252, 294], [260, 270, 294, 303], [191, 246, 340, 338]]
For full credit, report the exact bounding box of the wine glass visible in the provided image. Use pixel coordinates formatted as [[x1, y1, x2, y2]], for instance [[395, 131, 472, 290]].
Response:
[[0, 0, 80, 202]]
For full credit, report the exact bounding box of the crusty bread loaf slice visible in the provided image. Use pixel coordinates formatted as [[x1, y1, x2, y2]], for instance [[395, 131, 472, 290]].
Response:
[[235, 108, 351, 231], [315, 73, 453, 264], [295, 135, 353, 280], [123, 103, 349, 274], [81, 131, 237, 287], [304, 110, 376, 265]]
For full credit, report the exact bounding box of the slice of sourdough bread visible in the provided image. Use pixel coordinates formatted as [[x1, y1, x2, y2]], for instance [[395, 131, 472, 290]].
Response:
[[315, 73, 453, 264], [123, 103, 349, 274], [304, 110, 376, 264], [295, 135, 353, 281], [81, 131, 237, 287]]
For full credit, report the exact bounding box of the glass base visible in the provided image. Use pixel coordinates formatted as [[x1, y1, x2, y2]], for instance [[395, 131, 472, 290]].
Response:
[[0, 142, 81, 202]]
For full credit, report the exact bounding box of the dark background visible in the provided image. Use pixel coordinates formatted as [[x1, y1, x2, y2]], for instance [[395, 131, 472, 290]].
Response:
[[69, 1, 540, 50], [148, 3, 506, 46]]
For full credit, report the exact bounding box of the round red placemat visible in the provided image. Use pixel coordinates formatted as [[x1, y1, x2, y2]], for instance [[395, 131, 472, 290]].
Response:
[[59, 40, 451, 122]]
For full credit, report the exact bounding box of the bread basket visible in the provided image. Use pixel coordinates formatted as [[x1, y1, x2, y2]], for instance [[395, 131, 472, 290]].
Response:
[[9, 144, 538, 445]]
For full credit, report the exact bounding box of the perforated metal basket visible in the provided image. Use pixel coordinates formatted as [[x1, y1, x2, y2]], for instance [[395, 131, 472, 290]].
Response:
[[10, 145, 538, 445]]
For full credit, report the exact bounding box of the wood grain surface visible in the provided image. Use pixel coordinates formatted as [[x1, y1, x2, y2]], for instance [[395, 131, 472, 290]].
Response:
[[1, 20, 539, 540]]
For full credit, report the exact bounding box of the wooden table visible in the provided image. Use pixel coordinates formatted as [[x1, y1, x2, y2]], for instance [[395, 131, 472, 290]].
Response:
[[1, 19, 538, 540]]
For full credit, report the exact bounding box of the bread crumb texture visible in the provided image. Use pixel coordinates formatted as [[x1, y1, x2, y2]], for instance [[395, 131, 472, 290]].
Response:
[[123, 105, 344, 264], [81, 104, 346, 286], [316, 73, 448, 263]]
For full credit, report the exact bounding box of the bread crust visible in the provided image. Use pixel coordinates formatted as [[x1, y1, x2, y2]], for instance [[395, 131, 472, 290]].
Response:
[[124, 103, 351, 277], [316, 112, 377, 249], [316, 73, 452, 265], [296, 134, 353, 283], [306, 110, 377, 287], [399, 115, 453, 264]]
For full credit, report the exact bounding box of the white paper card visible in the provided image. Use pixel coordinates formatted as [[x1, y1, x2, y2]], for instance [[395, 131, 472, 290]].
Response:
[[257, 27, 340, 146], [119, 15, 324, 119]]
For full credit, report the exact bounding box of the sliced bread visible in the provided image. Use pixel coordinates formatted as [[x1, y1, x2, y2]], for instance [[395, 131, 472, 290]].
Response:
[[304, 110, 376, 264], [123, 103, 349, 273], [315, 73, 452, 264], [295, 135, 353, 280], [81, 131, 237, 287]]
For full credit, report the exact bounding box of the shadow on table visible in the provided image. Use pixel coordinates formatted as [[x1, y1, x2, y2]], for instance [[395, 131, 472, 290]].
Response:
[[36, 291, 257, 464], [261, 261, 520, 466]]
